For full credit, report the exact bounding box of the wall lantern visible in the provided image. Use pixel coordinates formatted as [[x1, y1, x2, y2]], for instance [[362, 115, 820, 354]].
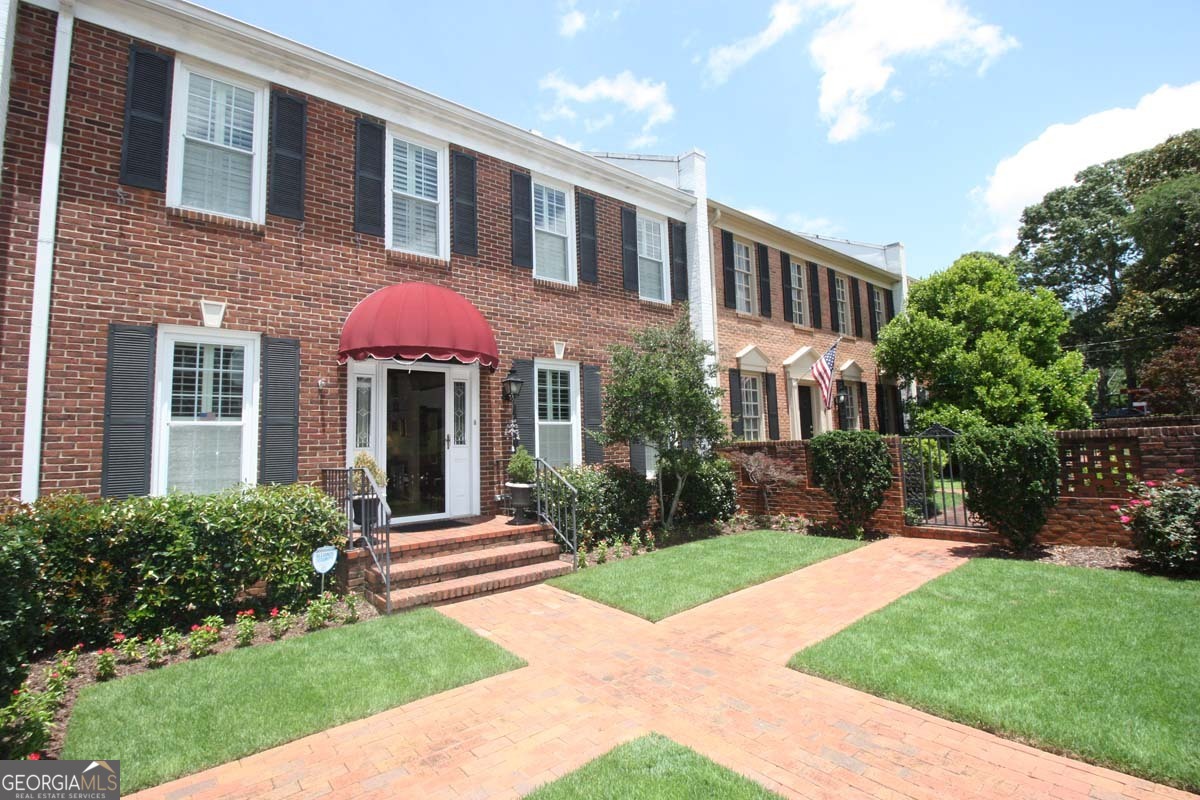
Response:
[[502, 367, 525, 403]]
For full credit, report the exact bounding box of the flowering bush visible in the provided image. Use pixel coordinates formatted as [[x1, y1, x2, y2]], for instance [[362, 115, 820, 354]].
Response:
[[342, 595, 360, 625], [160, 629, 184, 655], [94, 649, 117, 681], [268, 608, 292, 640], [234, 610, 256, 647], [187, 624, 221, 658], [1116, 470, 1200, 574], [629, 530, 642, 555], [113, 632, 141, 664], [144, 637, 167, 668], [304, 593, 337, 631], [595, 539, 608, 565], [550, 465, 653, 542], [0, 646, 80, 759]]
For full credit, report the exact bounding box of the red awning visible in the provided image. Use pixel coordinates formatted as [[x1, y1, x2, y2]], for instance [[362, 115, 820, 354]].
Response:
[[337, 282, 500, 369]]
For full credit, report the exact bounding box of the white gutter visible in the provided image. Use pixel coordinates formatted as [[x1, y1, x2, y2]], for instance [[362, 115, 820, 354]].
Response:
[[20, 1, 74, 501]]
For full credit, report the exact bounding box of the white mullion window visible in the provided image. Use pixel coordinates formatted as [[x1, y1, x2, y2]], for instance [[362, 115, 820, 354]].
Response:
[[741, 373, 763, 441], [844, 381, 860, 430], [636, 213, 670, 303], [533, 178, 575, 284], [168, 62, 267, 223], [733, 241, 755, 314], [872, 286, 887, 334], [791, 261, 807, 326], [153, 327, 259, 495], [535, 362, 580, 468], [387, 131, 447, 258], [835, 274, 851, 335]]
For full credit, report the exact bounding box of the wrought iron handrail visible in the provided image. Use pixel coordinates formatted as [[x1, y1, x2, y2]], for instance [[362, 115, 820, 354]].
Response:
[[534, 458, 579, 569], [320, 467, 393, 613]]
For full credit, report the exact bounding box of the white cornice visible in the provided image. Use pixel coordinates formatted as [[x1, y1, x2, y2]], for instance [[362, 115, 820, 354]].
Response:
[[25, 0, 694, 218]]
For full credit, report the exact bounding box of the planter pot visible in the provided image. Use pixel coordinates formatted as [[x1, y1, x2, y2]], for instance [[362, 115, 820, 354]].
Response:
[[352, 496, 382, 530], [506, 482, 534, 522]]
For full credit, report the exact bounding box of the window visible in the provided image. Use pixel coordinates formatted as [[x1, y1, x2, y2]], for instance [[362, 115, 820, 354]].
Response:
[[637, 214, 670, 303], [741, 374, 763, 441], [872, 286, 887, 334], [453, 381, 467, 446], [790, 261, 807, 326], [842, 381, 860, 430], [733, 241, 754, 314], [354, 376, 373, 449], [834, 274, 850, 335], [168, 64, 266, 222], [154, 328, 258, 495], [644, 444, 659, 478], [389, 136, 442, 256], [533, 180, 573, 283], [536, 364, 579, 467]]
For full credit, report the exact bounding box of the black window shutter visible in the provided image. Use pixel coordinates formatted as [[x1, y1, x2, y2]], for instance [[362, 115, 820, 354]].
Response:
[[722, 230, 737, 309], [267, 91, 306, 220], [451, 151, 478, 256], [577, 192, 598, 283], [858, 382, 870, 431], [765, 372, 780, 440], [835, 379, 849, 430], [669, 219, 688, 302], [891, 385, 905, 434], [827, 267, 841, 334], [513, 359, 535, 453], [780, 252, 794, 323], [850, 277, 863, 338], [798, 384, 814, 440], [629, 442, 647, 475], [885, 287, 896, 321], [260, 337, 300, 485], [101, 324, 157, 498], [353, 118, 385, 236], [876, 382, 890, 434], [807, 261, 822, 328], [867, 282, 879, 341], [728, 368, 743, 438], [119, 45, 173, 191], [511, 171, 533, 268], [621, 207, 639, 292], [756, 243, 772, 318], [582, 364, 604, 464]]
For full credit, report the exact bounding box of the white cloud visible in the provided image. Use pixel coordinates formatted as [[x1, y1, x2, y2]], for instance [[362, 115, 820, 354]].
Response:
[[703, 0, 1015, 142], [539, 70, 675, 138], [740, 207, 841, 235], [976, 82, 1200, 253], [584, 114, 614, 133], [627, 133, 658, 150], [560, 8, 587, 37]]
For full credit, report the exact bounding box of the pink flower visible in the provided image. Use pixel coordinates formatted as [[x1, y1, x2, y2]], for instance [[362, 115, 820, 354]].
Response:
[[1109, 504, 1121, 511], [1120, 515, 1132, 524], [270, 608, 279, 618], [112, 632, 126, 643], [190, 624, 200, 632], [1176, 469, 1187, 475], [27, 752, 41, 760], [11, 689, 19, 696], [1145, 481, 1158, 488]]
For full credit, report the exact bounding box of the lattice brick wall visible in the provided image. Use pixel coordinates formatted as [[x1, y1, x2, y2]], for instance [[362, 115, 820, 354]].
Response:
[[1058, 438, 1141, 498]]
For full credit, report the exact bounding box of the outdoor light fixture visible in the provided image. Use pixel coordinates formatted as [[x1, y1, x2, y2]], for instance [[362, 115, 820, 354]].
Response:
[[502, 366, 525, 403]]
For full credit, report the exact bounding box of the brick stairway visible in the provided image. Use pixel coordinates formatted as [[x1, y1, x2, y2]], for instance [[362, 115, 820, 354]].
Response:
[[363, 517, 572, 612]]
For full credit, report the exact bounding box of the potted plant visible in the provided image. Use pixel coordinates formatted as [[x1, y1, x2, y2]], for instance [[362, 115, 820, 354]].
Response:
[[506, 445, 536, 522], [351, 451, 387, 529]]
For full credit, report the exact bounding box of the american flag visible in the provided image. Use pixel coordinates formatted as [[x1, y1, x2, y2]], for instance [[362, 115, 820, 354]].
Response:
[[810, 340, 839, 410]]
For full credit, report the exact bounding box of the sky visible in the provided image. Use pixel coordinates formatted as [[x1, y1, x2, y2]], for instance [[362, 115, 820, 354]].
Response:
[[199, 0, 1200, 277]]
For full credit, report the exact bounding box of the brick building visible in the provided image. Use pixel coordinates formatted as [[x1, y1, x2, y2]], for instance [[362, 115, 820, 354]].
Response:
[[0, 0, 903, 524]]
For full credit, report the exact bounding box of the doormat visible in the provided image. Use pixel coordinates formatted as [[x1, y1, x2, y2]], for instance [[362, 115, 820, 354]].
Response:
[[390, 519, 472, 533]]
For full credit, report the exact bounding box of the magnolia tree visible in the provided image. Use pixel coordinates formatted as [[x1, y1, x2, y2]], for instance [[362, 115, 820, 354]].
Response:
[[600, 313, 728, 528]]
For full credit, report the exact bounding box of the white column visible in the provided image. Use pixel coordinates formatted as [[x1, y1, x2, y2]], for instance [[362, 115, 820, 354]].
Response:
[[677, 150, 718, 385]]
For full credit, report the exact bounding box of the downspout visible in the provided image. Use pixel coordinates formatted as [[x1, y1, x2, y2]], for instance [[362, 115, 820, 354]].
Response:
[[20, 1, 74, 501]]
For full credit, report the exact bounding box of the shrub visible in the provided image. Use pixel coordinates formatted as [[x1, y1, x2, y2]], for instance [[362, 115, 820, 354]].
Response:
[[234, 610, 256, 647], [507, 445, 536, 484], [6, 485, 343, 650], [1118, 471, 1200, 573], [113, 633, 141, 664], [956, 424, 1060, 552], [144, 637, 167, 668], [304, 592, 337, 631], [595, 540, 608, 565], [0, 648, 79, 759], [187, 623, 220, 658], [342, 594, 360, 625], [0, 522, 39, 696], [659, 458, 738, 526], [553, 464, 653, 542], [160, 629, 184, 655], [94, 649, 116, 681], [268, 608, 293, 639], [810, 431, 894, 538]]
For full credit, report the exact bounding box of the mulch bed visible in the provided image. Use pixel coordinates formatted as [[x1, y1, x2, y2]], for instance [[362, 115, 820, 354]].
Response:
[[983, 543, 1144, 572], [24, 597, 379, 760]]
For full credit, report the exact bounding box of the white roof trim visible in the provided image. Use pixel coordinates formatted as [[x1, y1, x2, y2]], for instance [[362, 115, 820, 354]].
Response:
[[735, 344, 770, 372], [782, 346, 814, 367], [839, 359, 863, 378]]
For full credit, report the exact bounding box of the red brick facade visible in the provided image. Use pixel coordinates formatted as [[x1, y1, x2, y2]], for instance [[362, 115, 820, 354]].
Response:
[[0, 5, 686, 504], [724, 425, 1200, 548]]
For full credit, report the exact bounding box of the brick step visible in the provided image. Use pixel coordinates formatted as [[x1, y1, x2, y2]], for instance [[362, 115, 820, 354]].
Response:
[[384, 522, 556, 562], [366, 541, 563, 591], [368, 560, 572, 612]]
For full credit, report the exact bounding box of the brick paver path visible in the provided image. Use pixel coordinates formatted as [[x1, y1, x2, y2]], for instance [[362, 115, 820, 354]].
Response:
[[135, 538, 1195, 800]]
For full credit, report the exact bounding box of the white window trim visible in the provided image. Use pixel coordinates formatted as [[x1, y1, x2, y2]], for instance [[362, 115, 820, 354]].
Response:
[[384, 124, 450, 261], [834, 274, 851, 335], [150, 324, 261, 495], [733, 239, 756, 314], [740, 372, 764, 442], [872, 286, 887, 333], [531, 174, 577, 285], [790, 261, 807, 326], [533, 358, 581, 467], [636, 211, 671, 304], [843, 380, 861, 430], [166, 59, 269, 225]]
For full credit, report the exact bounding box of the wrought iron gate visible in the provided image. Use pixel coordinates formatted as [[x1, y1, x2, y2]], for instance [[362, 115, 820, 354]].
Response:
[[899, 424, 984, 528]]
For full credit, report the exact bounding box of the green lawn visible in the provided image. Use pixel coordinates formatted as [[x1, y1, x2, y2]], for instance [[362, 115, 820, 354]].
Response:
[[63, 609, 524, 792], [790, 559, 1200, 790], [550, 531, 861, 621], [525, 734, 780, 799]]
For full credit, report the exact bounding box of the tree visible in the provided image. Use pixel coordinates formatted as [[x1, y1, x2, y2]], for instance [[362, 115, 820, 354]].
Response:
[[600, 313, 729, 528], [1141, 327, 1200, 415], [876, 252, 1095, 430]]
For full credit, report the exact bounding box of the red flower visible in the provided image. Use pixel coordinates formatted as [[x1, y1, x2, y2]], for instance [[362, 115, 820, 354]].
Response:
[[113, 632, 126, 643], [12, 689, 19, 696], [190, 624, 200, 632], [270, 608, 279, 618], [1145, 480, 1158, 487], [51, 672, 59, 679], [27, 752, 41, 760], [1120, 515, 1132, 524], [1109, 504, 1120, 511]]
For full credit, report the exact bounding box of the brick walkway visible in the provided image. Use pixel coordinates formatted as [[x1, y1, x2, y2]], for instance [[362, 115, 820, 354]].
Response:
[[134, 538, 1194, 800]]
